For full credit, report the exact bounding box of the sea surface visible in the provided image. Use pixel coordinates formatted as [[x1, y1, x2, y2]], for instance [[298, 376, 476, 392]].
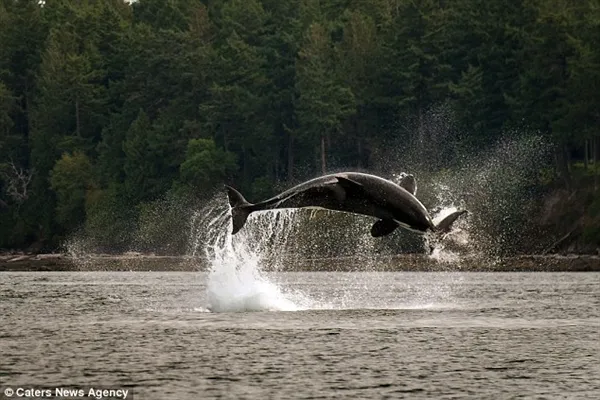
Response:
[[1, 271, 599, 399]]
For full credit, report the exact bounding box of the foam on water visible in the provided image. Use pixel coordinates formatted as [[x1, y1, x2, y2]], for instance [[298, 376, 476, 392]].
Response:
[[189, 198, 313, 312], [429, 206, 471, 264]]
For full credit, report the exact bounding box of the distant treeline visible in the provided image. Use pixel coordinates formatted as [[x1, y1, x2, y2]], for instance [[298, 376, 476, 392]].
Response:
[[1, 0, 599, 252]]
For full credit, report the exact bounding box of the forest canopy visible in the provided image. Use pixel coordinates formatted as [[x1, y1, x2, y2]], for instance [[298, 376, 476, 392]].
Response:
[[1, 0, 599, 252]]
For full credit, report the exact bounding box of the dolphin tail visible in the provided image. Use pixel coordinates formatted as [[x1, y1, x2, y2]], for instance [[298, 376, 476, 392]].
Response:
[[435, 210, 468, 233], [225, 185, 254, 235]]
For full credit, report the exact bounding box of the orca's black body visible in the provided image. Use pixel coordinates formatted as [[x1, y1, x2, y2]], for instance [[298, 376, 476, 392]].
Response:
[[225, 172, 465, 237]]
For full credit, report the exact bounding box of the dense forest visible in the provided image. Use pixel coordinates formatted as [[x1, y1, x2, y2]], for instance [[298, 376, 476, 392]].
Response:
[[1, 0, 599, 254]]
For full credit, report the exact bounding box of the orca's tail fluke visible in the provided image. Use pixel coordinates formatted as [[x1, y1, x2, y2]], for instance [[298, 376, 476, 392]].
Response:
[[434, 210, 468, 234], [225, 185, 254, 235]]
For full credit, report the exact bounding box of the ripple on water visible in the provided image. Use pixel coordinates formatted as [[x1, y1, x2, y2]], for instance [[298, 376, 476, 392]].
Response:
[[1, 271, 599, 399]]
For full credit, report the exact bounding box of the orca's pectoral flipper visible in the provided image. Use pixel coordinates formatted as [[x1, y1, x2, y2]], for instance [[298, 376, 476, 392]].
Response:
[[435, 210, 468, 233], [225, 185, 254, 235], [370, 219, 399, 237]]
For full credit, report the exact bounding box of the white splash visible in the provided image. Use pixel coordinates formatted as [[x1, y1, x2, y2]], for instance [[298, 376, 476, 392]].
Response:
[[189, 199, 312, 313]]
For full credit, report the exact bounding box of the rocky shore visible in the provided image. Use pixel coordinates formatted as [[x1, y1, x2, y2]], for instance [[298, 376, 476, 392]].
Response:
[[1, 252, 600, 272]]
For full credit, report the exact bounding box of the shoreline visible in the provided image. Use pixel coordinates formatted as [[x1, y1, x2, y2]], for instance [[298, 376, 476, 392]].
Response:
[[1, 253, 600, 272]]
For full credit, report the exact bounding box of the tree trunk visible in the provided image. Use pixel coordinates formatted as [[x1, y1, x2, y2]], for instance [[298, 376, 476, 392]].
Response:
[[418, 105, 424, 144], [592, 137, 599, 191], [242, 145, 248, 184], [274, 153, 279, 182], [555, 144, 572, 190], [75, 97, 81, 137], [24, 79, 31, 138], [287, 131, 294, 182], [584, 139, 589, 170], [353, 115, 363, 168], [417, 105, 426, 170], [320, 134, 326, 175], [23, 80, 32, 167]]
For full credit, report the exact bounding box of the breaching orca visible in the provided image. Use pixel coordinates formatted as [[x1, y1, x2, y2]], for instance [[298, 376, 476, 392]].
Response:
[[225, 172, 466, 237]]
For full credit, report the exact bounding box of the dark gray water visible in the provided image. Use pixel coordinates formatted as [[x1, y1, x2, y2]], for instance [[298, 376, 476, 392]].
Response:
[[1, 271, 599, 399]]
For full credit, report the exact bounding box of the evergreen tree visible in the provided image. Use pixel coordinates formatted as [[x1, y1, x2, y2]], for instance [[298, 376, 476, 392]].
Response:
[[179, 138, 238, 192], [295, 22, 355, 174], [260, 0, 303, 181], [122, 109, 160, 203], [337, 8, 379, 168], [201, 18, 272, 191], [49, 151, 94, 232]]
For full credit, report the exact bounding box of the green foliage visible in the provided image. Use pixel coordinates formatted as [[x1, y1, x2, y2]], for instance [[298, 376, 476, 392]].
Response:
[[132, 0, 198, 31], [49, 151, 94, 231], [582, 194, 600, 245], [122, 109, 156, 201], [0, 82, 14, 135], [179, 138, 238, 192], [295, 21, 356, 172], [250, 176, 274, 199], [84, 184, 135, 252]]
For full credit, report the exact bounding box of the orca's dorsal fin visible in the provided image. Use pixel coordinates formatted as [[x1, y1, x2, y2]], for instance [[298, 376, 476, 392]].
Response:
[[398, 174, 417, 195], [370, 219, 399, 237], [335, 176, 363, 188], [320, 176, 363, 202]]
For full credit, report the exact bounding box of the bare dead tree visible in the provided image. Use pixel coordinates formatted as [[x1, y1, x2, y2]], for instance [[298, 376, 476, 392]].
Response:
[[1, 160, 34, 205]]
